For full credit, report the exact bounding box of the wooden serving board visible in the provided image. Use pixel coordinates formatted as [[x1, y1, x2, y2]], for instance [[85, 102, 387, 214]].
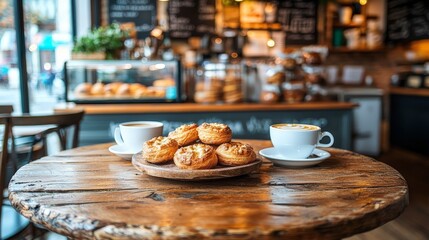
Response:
[[132, 152, 262, 180]]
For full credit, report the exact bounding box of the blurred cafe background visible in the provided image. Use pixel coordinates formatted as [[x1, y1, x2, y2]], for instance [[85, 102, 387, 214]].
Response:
[[0, 0, 428, 239]]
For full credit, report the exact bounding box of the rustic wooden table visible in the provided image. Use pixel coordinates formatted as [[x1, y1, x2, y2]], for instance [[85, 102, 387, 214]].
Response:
[[9, 140, 408, 240]]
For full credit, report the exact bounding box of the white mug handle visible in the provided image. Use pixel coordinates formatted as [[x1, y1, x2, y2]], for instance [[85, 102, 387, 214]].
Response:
[[114, 127, 124, 145], [317, 131, 334, 148]]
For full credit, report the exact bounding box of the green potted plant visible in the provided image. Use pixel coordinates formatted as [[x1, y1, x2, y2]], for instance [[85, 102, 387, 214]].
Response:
[[72, 23, 129, 60]]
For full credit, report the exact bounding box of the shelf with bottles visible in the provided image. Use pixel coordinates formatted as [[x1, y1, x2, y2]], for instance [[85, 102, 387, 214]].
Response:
[[332, 23, 364, 29], [325, 0, 384, 52], [221, 0, 282, 32], [223, 22, 282, 32], [394, 59, 429, 66], [329, 46, 387, 53]]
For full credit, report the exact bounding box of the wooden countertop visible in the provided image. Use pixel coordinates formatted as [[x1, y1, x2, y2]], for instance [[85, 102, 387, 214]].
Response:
[[55, 102, 357, 115], [390, 87, 429, 97]]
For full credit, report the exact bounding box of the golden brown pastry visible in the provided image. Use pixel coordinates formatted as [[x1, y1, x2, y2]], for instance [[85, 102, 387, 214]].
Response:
[[168, 123, 199, 147], [153, 78, 175, 88], [142, 136, 178, 164], [146, 87, 165, 97], [133, 87, 149, 98], [216, 142, 256, 166], [283, 58, 297, 70], [90, 82, 105, 95], [104, 82, 122, 95], [174, 143, 218, 170], [116, 83, 130, 96], [224, 92, 243, 103], [303, 52, 322, 65], [197, 123, 232, 145], [260, 91, 280, 103], [104, 84, 115, 96], [266, 72, 285, 85], [194, 91, 219, 103], [130, 83, 146, 95], [74, 83, 92, 96]]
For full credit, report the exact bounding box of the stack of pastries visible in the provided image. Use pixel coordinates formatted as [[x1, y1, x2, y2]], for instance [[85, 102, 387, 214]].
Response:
[[74, 79, 175, 99], [141, 123, 257, 170]]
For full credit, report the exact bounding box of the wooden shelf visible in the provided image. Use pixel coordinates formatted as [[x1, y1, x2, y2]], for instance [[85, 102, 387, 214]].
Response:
[[333, 23, 363, 29], [329, 46, 386, 53], [394, 59, 429, 66], [223, 22, 282, 31], [55, 102, 357, 115], [390, 87, 429, 97]]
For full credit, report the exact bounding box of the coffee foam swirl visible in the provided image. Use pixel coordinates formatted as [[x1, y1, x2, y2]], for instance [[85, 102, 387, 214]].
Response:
[[273, 124, 319, 131]]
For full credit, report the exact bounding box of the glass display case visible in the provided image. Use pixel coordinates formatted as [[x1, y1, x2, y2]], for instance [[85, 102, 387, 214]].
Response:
[[64, 60, 181, 103]]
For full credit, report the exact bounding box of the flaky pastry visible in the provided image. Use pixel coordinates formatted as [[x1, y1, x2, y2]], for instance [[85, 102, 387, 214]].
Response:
[[174, 143, 218, 170], [90, 82, 104, 95], [116, 83, 130, 96], [104, 82, 122, 95], [142, 136, 178, 164], [74, 83, 92, 95], [216, 142, 256, 166], [168, 123, 199, 147], [153, 78, 175, 88], [197, 123, 232, 145], [130, 83, 146, 95]]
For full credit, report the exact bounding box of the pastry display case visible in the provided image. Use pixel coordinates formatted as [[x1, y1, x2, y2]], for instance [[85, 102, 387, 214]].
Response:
[[64, 60, 181, 103]]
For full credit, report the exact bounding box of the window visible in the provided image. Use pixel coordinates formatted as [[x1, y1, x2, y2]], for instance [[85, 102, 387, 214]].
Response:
[[0, 0, 20, 112], [0, 0, 73, 113]]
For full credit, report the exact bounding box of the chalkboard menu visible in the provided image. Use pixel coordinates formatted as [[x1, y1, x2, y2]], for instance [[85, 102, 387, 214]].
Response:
[[277, 0, 318, 45], [410, 1, 429, 40], [108, 0, 157, 39], [387, 0, 429, 42], [168, 0, 216, 39]]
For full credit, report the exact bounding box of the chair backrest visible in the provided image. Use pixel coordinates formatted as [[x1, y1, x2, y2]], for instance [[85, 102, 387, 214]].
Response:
[[0, 105, 13, 114], [0, 115, 12, 231], [0, 112, 84, 237], [11, 110, 85, 152]]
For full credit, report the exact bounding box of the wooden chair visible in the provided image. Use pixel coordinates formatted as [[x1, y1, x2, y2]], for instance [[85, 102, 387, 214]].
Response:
[[0, 105, 13, 115], [1, 116, 30, 239], [9, 110, 85, 164], [1, 111, 85, 239]]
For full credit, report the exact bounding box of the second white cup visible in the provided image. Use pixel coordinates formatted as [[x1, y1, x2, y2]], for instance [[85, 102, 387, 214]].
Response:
[[270, 123, 334, 159], [114, 121, 163, 153]]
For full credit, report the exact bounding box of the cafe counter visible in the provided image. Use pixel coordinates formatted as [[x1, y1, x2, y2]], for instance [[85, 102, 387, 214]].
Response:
[[390, 87, 429, 155], [56, 102, 357, 149]]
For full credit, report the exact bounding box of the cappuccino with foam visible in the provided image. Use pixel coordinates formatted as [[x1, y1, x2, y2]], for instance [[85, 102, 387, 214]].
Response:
[[272, 123, 319, 131], [270, 123, 334, 159]]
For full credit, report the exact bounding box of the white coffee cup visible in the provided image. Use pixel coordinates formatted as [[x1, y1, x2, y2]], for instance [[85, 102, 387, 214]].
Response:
[[270, 123, 334, 159], [114, 121, 163, 153]]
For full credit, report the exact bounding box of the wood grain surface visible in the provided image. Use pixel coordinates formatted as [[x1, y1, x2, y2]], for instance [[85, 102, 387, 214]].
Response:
[[8, 140, 408, 240], [55, 102, 357, 115]]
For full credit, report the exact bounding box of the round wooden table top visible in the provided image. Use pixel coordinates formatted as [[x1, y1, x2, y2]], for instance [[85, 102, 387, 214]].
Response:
[[9, 140, 408, 240]]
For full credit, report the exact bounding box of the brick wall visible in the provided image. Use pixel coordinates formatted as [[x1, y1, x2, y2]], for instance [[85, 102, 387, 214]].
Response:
[[324, 46, 406, 90]]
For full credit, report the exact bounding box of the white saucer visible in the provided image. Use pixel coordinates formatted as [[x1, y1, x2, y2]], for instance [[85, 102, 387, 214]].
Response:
[[108, 144, 137, 160], [259, 148, 331, 167]]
